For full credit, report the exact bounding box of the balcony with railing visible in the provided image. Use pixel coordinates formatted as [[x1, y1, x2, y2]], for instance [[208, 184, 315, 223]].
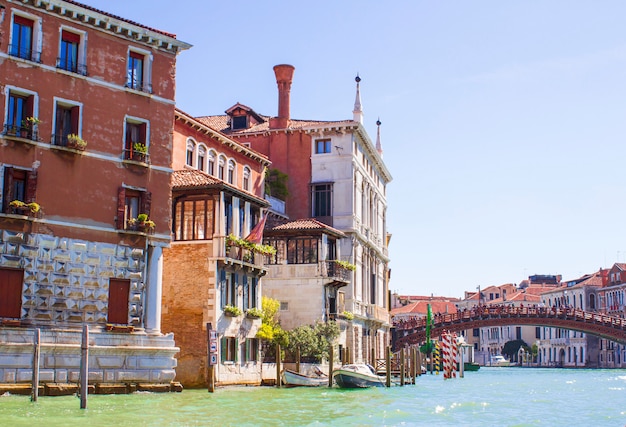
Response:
[[56, 57, 88, 76], [215, 235, 268, 275], [2, 124, 38, 142], [8, 44, 42, 63]]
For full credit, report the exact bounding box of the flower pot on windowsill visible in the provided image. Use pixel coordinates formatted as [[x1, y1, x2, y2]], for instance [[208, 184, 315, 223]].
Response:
[[245, 308, 263, 319], [223, 305, 242, 317]]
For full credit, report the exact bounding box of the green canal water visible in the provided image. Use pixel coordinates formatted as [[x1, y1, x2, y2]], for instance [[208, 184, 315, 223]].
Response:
[[0, 368, 624, 426]]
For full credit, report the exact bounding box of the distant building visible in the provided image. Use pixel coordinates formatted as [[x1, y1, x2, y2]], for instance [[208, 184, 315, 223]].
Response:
[[0, 0, 190, 391], [594, 264, 625, 368]]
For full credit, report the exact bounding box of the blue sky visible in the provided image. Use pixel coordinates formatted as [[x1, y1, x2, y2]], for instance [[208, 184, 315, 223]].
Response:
[[87, 1, 626, 298]]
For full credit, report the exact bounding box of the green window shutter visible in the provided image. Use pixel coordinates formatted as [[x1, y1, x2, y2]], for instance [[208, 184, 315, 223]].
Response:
[[235, 338, 239, 363], [220, 336, 226, 363], [244, 339, 250, 362]]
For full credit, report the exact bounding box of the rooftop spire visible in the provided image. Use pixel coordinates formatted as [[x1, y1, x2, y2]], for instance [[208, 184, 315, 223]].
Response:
[[353, 74, 363, 124], [376, 118, 383, 157]]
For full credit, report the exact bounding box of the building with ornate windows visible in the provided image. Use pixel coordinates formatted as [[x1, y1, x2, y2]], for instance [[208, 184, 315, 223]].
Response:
[[198, 65, 393, 365], [0, 0, 190, 393], [161, 109, 270, 387]]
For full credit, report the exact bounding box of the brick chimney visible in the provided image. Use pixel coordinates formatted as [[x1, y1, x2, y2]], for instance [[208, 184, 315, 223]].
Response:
[[270, 64, 295, 129]]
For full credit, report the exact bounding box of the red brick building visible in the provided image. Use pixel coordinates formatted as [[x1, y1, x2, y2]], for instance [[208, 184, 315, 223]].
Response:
[[0, 0, 190, 392], [162, 109, 270, 387]]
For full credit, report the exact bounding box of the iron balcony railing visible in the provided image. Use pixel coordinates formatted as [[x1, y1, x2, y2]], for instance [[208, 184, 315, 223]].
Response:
[[56, 57, 88, 76], [2, 124, 38, 141], [125, 81, 153, 94], [8, 44, 42, 63], [123, 148, 150, 164], [324, 260, 352, 282]]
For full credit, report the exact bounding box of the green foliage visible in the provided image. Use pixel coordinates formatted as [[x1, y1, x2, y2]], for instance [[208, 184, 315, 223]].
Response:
[[256, 296, 286, 346], [334, 260, 356, 271], [227, 234, 276, 256], [246, 307, 263, 318], [133, 142, 148, 154], [265, 168, 289, 200], [341, 310, 354, 321], [285, 321, 340, 362], [502, 339, 530, 359], [223, 305, 242, 316]]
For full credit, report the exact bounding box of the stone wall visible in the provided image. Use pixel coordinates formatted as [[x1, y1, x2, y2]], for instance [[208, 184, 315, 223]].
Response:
[[0, 230, 145, 326]]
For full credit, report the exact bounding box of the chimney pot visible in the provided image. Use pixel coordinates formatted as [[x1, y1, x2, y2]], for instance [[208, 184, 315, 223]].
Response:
[[271, 64, 295, 129]]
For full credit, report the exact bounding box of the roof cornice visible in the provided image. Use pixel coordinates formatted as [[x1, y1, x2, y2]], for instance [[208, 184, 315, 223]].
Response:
[[175, 109, 271, 167], [21, 0, 192, 53]]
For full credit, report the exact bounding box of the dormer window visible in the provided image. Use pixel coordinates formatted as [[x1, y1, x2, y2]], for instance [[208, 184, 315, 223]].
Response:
[[232, 115, 247, 130]]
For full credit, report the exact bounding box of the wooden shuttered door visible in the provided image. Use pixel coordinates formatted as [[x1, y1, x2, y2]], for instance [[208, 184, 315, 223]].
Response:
[[0, 268, 24, 318], [116, 187, 126, 229], [108, 279, 130, 324]]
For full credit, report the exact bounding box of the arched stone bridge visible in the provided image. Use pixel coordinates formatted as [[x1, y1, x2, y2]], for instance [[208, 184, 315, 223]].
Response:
[[392, 306, 626, 351]]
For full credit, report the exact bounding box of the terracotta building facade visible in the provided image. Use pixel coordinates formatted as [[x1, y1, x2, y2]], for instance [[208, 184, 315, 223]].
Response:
[[161, 109, 270, 387], [0, 0, 190, 392]]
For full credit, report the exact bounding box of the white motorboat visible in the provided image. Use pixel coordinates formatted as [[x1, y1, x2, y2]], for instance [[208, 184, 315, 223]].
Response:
[[281, 368, 328, 387], [332, 364, 386, 388], [489, 355, 511, 366]]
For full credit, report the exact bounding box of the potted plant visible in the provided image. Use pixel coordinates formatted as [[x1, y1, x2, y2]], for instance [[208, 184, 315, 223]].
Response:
[[66, 133, 87, 150], [334, 260, 356, 271], [9, 200, 40, 215], [223, 305, 242, 317], [246, 307, 263, 319], [132, 142, 148, 162], [339, 311, 354, 321], [128, 213, 155, 233], [20, 116, 40, 139]]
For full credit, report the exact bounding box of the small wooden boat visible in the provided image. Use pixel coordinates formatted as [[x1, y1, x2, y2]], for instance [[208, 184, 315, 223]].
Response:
[[332, 364, 385, 388], [281, 368, 328, 387]]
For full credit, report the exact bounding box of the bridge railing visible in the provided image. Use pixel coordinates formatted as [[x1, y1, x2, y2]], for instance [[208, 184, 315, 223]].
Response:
[[393, 306, 626, 331]]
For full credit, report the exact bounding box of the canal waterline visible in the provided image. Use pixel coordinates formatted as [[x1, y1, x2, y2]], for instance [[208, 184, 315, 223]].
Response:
[[0, 368, 624, 426]]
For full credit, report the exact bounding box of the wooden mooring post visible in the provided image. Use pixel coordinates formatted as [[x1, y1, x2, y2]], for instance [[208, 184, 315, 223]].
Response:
[[400, 348, 405, 386], [410, 347, 416, 385], [417, 349, 423, 377], [295, 348, 300, 373], [31, 328, 40, 402], [79, 325, 88, 409], [328, 344, 334, 388], [276, 344, 281, 388], [385, 346, 391, 388]]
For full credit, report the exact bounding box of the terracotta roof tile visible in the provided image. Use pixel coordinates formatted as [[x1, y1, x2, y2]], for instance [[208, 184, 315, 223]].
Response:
[[195, 114, 359, 135], [172, 169, 267, 205], [267, 218, 346, 238]]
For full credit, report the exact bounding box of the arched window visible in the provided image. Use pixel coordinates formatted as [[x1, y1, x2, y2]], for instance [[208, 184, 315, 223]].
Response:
[[589, 294, 596, 310], [208, 150, 216, 175], [243, 166, 251, 191], [227, 159, 236, 184], [198, 145, 207, 172], [186, 139, 195, 166], [218, 155, 226, 181]]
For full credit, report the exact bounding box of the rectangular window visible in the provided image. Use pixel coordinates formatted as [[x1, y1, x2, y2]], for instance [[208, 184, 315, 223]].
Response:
[[53, 101, 80, 147], [108, 279, 130, 324], [116, 187, 151, 230], [221, 337, 238, 363], [0, 268, 24, 318], [174, 198, 213, 241], [127, 50, 151, 92], [315, 139, 332, 154], [58, 30, 81, 73], [535, 327, 541, 339], [232, 116, 247, 130], [286, 238, 318, 264], [312, 183, 332, 218], [10, 15, 34, 61], [472, 328, 479, 337], [244, 338, 259, 362], [280, 301, 289, 311], [2, 167, 37, 213], [125, 120, 148, 162], [5, 90, 35, 138]]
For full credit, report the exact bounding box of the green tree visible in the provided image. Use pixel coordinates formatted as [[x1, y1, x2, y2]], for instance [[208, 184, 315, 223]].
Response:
[[265, 168, 289, 200], [286, 321, 340, 362], [256, 296, 288, 351], [502, 339, 530, 361]]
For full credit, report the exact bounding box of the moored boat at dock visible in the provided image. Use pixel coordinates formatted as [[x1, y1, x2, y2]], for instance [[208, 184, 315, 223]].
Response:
[[281, 368, 329, 387], [332, 364, 386, 388]]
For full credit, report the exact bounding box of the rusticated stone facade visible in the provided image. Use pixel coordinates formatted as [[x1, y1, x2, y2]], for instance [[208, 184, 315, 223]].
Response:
[[1, 230, 146, 326]]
